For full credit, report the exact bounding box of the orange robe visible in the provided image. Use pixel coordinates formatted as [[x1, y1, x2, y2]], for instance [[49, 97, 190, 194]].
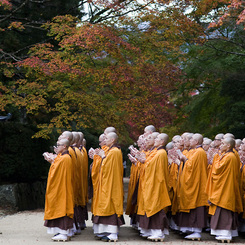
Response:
[[206, 151, 243, 215], [80, 146, 88, 206], [68, 146, 77, 205], [241, 162, 245, 218], [44, 152, 74, 220], [74, 147, 84, 206], [91, 145, 109, 212], [168, 162, 179, 204], [140, 148, 171, 217], [137, 149, 157, 216], [126, 161, 141, 215], [93, 146, 124, 217], [178, 147, 208, 212]]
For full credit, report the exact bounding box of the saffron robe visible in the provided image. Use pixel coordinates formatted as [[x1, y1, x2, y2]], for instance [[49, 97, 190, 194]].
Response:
[[137, 148, 170, 216], [125, 161, 141, 215], [68, 146, 77, 204], [178, 147, 208, 212], [44, 152, 74, 220], [206, 151, 243, 215], [142, 148, 171, 217], [91, 145, 109, 212], [93, 146, 124, 217], [74, 147, 84, 206]]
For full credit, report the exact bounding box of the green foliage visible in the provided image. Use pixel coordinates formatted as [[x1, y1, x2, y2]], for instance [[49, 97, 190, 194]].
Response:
[[0, 122, 54, 183]]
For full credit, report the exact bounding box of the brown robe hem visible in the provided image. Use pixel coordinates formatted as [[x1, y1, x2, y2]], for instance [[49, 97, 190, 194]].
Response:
[[92, 214, 125, 226], [210, 206, 238, 230], [178, 206, 207, 229], [44, 216, 73, 230], [138, 209, 169, 230]]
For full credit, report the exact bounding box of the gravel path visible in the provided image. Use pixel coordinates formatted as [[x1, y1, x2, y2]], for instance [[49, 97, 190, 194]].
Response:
[[1, 210, 245, 244]]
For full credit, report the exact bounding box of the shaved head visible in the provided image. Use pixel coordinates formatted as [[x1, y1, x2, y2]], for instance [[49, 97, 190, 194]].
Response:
[[152, 132, 160, 139], [192, 133, 203, 145], [72, 132, 80, 144], [203, 138, 212, 145], [107, 132, 118, 141], [104, 127, 116, 135], [144, 125, 156, 134], [58, 138, 70, 147], [59, 131, 73, 144], [166, 142, 174, 150], [224, 137, 235, 149], [105, 132, 118, 147], [99, 133, 106, 147], [215, 133, 224, 140], [224, 133, 235, 139], [172, 135, 181, 142]]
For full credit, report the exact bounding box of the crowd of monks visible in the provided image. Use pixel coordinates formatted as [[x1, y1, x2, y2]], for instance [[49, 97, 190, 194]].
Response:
[[42, 125, 245, 243]]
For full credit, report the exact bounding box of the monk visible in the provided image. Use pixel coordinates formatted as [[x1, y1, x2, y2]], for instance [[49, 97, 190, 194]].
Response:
[[239, 143, 245, 232], [79, 133, 89, 230], [206, 137, 243, 242], [44, 139, 74, 242], [168, 136, 183, 231], [58, 131, 78, 236], [92, 132, 124, 242], [137, 133, 171, 241], [71, 132, 88, 234], [90, 134, 109, 211], [178, 133, 208, 240], [203, 138, 212, 152], [126, 134, 144, 228]]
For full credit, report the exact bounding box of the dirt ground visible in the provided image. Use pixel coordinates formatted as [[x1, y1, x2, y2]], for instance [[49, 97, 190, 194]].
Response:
[[1, 178, 245, 244], [1, 209, 245, 245]]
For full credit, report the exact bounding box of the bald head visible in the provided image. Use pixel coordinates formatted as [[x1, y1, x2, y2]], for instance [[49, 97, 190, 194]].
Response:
[[183, 133, 193, 148], [154, 133, 169, 148], [59, 131, 73, 144], [166, 142, 174, 151], [235, 139, 242, 150], [221, 137, 235, 153], [172, 135, 181, 143], [72, 132, 80, 144], [105, 132, 118, 147], [152, 132, 160, 139], [104, 127, 116, 135], [190, 133, 203, 148], [58, 138, 70, 147], [56, 138, 69, 154], [144, 125, 156, 135], [224, 133, 235, 139], [215, 133, 224, 140], [83, 138, 86, 147], [203, 138, 212, 151], [99, 133, 106, 147]]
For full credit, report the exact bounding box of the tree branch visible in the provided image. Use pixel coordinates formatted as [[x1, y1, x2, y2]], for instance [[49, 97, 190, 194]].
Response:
[[0, 0, 29, 23]]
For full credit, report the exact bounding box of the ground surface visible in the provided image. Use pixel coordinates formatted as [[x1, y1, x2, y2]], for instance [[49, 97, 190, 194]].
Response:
[[1, 178, 245, 244]]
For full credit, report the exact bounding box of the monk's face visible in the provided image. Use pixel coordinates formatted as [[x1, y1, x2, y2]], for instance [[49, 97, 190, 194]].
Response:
[[183, 136, 190, 148], [145, 134, 154, 149], [56, 141, 66, 154], [240, 144, 245, 152], [189, 137, 198, 148], [202, 142, 210, 151], [104, 136, 114, 147], [175, 138, 184, 150], [214, 137, 222, 148], [220, 140, 230, 153], [154, 135, 164, 148]]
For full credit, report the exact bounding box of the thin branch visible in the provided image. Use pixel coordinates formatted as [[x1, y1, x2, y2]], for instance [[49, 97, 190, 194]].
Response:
[[0, 0, 29, 23], [204, 43, 245, 56]]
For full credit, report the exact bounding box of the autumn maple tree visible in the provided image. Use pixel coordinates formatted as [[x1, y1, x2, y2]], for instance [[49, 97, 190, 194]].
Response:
[[1, 0, 244, 141]]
